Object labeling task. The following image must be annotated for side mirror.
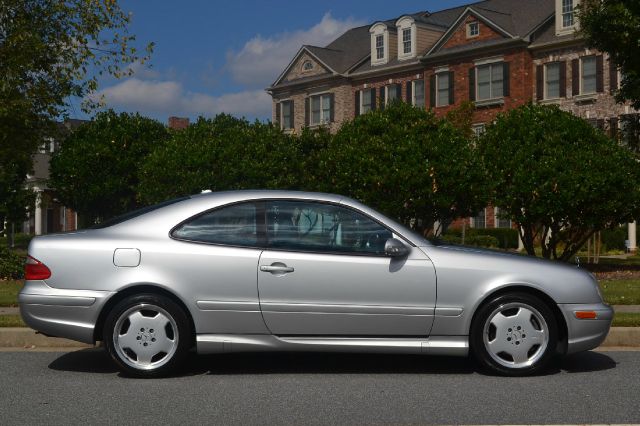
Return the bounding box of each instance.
[384,238,410,258]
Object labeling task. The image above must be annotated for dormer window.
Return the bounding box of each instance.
[375,35,384,60]
[396,16,416,60]
[556,0,580,35]
[370,22,390,66]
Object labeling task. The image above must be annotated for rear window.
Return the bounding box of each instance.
[91,197,190,229]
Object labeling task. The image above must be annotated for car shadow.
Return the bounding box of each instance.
[48,348,617,377]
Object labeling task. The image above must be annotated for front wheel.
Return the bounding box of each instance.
[103,293,192,378]
[470,292,558,376]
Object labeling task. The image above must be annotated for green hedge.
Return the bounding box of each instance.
[600,226,629,252]
[442,227,519,249]
[0,247,24,280]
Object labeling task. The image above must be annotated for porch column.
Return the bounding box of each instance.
[629,222,637,253]
[34,190,43,236]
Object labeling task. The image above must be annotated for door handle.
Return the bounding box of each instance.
[260,264,294,274]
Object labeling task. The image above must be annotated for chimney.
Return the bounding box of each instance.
[168,116,189,130]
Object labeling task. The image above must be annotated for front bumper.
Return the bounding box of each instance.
[558,302,614,354]
[19,281,114,344]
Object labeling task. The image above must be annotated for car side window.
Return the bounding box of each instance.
[172,202,258,247]
[266,201,392,255]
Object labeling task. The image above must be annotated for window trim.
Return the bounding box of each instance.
[375,34,385,61]
[169,198,416,256]
[435,72,450,107]
[580,55,597,95]
[360,89,374,114]
[412,79,425,107]
[280,99,294,130]
[301,60,314,72]
[561,0,574,29]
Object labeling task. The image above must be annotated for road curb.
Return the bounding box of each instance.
[0,326,639,349]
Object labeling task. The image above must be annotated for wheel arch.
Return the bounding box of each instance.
[469,285,569,355]
[93,283,196,345]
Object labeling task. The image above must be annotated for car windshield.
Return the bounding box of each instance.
[90,197,190,229]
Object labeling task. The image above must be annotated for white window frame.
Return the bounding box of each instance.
[402,28,412,55]
[556,0,580,35]
[412,80,425,108]
[467,21,479,38]
[375,35,384,60]
[472,208,487,229]
[580,55,597,95]
[280,100,293,130]
[473,123,486,138]
[561,0,574,28]
[544,62,561,100]
[475,62,504,101]
[301,60,314,72]
[384,84,401,105]
[494,207,512,229]
[309,93,332,126]
[435,72,451,107]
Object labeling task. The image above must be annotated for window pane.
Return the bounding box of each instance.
[311,96,321,124]
[414,80,424,107]
[376,35,384,59]
[387,85,397,101]
[473,209,486,229]
[362,90,372,113]
[477,65,491,100]
[321,95,331,123]
[490,64,503,98]
[582,57,596,94]
[282,102,292,129]
[545,63,560,99]
[437,73,449,106]
[266,201,392,255]
[173,203,257,246]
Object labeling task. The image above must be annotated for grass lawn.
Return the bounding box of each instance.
[612,312,640,327]
[0,280,22,307]
[599,279,640,305]
[0,315,25,327]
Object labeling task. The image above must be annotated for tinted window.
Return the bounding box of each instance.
[91,197,189,229]
[172,203,257,246]
[266,201,392,255]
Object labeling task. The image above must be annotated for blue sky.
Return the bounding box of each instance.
[83,0,470,123]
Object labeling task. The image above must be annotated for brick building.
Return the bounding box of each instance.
[268,0,639,246]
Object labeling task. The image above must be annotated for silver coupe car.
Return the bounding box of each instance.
[19,190,612,377]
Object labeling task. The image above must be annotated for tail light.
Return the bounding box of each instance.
[25,255,51,280]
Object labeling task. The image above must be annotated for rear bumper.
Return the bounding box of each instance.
[558,302,613,354]
[19,281,114,344]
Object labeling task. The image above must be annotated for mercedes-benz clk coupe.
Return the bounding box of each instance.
[19,191,612,377]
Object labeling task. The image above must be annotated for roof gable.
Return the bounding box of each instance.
[272,46,334,87]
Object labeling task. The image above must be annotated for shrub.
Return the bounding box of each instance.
[442,228,518,249]
[438,232,499,248]
[0,247,24,279]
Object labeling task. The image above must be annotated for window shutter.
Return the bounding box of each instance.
[404,81,411,103]
[609,117,619,139]
[305,97,310,126]
[536,65,544,101]
[355,90,361,116]
[379,86,386,110]
[559,61,567,98]
[468,68,475,101]
[502,62,510,97]
[395,83,402,102]
[329,93,335,123]
[275,102,281,126]
[429,74,436,108]
[370,88,377,110]
[596,119,605,130]
[448,71,455,105]
[289,100,295,129]
[609,59,618,94]
[596,55,604,93]
[572,59,580,96]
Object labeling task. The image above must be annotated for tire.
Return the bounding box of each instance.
[470,292,557,376]
[103,293,192,378]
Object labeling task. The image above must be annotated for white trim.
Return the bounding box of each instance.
[411,79,425,107]
[434,66,449,73]
[579,55,597,96]
[475,62,505,102]
[279,99,294,130]
[370,23,389,66]
[474,56,504,66]
[556,0,580,36]
[396,16,416,60]
[466,21,479,38]
[435,72,450,108]
[543,62,561,100]
[308,93,332,126]
[272,47,337,87]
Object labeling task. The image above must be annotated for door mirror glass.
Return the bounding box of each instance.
[384,238,409,257]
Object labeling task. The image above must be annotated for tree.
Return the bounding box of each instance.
[479,103,640,261]
[50,111,168,225]
[320,102,488,235]
[138,115,300,204]
[578,0,640,108]
[0,0,152,234]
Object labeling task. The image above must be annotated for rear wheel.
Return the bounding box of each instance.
[471,292,557,376]
[103,293,192,378]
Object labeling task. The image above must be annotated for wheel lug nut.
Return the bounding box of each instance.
[143,343,148,347]
[140,328,144,332]
[517,326,521,330]
[136,336,141,340]
[151,338,156,342]
[150,329,154,333]
[516,341,520,345]
[508,328,512,332]
[522,334,526,338]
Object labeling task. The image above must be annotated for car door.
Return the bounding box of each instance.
[257,200,437,336]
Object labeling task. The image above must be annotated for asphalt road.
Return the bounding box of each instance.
[0,349,639,425]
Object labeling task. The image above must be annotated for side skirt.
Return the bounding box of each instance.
[196,334,468,357]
